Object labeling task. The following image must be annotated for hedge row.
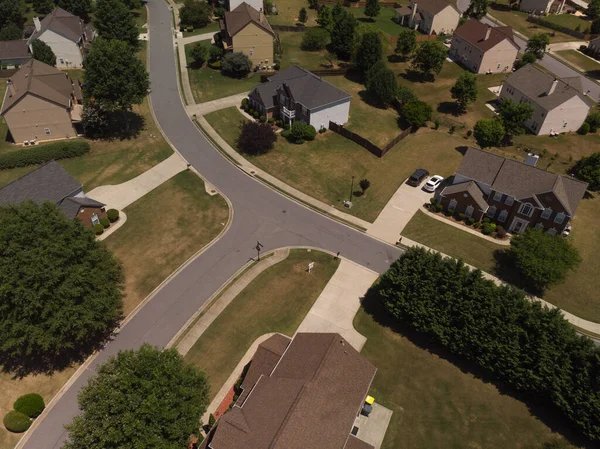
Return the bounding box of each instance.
[374,247,600,441]
[0,140,90,170]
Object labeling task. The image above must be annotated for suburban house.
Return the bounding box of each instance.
[439,147,588,234]
[201,333,381,449]
[0,40,31,67]
[519,0,566,14]
[449,19,518,74]
[248,65,351,129]
[499,64,593,135]
[588,36,600,58]
[228,0,263,12]
[0,161,106,228]
[393,0,460,35]
[28,7,94,69]
[219,2,275,69]
[0,59,83,145]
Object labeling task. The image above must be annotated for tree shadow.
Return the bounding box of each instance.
[358,89,392,110]
[490,2,512,11]
[437,101,463,117]
[584,69,600,80]
[357,17,376,23]
[401,69,434,83]
[493,249,544,296]
[359,288,596,449]
[387,54,408,64]
[107,111,145,140]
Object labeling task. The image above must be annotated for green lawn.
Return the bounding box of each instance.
[348,6,407,36]
[205,106,465,222]
[182,21,221,37]
[267,0,318,26]
[354,305,576,449]
[184,249,340,402]
[185,41,260,103]
[133,5,147,32]
[556,49,600,78]
[279,31,330,70]
[543,13,592,32]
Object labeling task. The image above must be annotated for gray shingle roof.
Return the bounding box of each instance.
[29,7,91,44]
[440,180,488,211]
[59,196,105,219]
[0,40,30,60]
[250,66,351,110]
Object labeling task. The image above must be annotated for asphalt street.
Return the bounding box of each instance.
[20,1,403,448]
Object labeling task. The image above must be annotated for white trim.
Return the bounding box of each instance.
[509,217,529,233]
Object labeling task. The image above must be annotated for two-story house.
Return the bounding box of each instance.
[449,19,518,74]
[520,0,566,14]
[0,40,31,67]
[439,147,588,234]
[28,7,94,69]
[393,0,460,35]
[248,65,351,130]
[499,64,592,135]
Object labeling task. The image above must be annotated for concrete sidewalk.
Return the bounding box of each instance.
[176,32,216,106]
[186,92,249,117]
[88,153,187,210]
[297,259,379,351]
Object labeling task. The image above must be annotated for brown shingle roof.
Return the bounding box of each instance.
[413,0,459,15]
[29,7,90,43]
[223,2,274,37]
[344,435,375,449]
[440,180,489,211]
[0,40,30,60]
[454,19,518,52]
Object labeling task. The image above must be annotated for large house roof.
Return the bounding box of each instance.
[454,19,518,52]
[413,0,459,15]
[0,59,80,115]
[29,7,91,44]
[505,64,593,110]
[222,2,274,37]
[441,180,489,211]
[251,66,351,110]
[206,333,377,449]
[456,147,588,216]
[0,40,30,60]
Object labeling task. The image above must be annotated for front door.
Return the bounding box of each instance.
[510,218,528,233]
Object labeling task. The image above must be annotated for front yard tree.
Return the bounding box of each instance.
[57,0,93,21]
[316,5,333,31]
[497,98,534,139]
[84,38,149,130]
[411,41,447,80]
[359,178,371,194]
[221,52,252,78]
[587,0,600,19]
[525,33,550,59]
[0,23,22,40]
[450,71,478,112]
[64,345,209,449]
[94,0,140,49]
[331,10,357,60]
[237,121,276,155]
[364,0,381,19]
[180,0,213,28]
[395,28,417,59]
[508,228,581,292]
[190,40,209,65]
[298,7,308,23]
[585,111,600,132]
[402,99,432,128]
[366,63,398,106]
[572,152,600,190]
[356,31,382,77]
[32,40,57,66]
[0,201,123,375]
[465,0,488,19]
[474,119,505,147]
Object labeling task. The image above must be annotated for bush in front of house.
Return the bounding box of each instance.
[100,217,111,229]
[208,413,216,428]
[276,120,283,127]
[107,209,119,223]
[253,111,259,119]
[304,124,317,141]
[221,52,252,78]
[259,115,266,123]
[267,117,274,124]
[241,98,249,108]
[496,225,506,238]
[287,122,316,144]
[237,121,277,155]
[13,394,45,418]
[3,411,31,433]
[578,122,590,135]
[93,223,105,235]
[481,221,496,235]
[0,141,91,170]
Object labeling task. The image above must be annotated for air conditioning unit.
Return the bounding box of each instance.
[23,140,29,145]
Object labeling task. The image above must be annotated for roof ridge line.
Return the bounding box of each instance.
[268,383,309,449]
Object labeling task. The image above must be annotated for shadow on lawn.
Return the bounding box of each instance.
[358,289,595,449]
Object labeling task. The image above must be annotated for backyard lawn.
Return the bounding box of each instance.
[543,13,592,32]
[279,31,330,70]
[205,106,465,222]
[348,6,406,36]
[183,249,339,402]
[354,305,577,449]
[267,0,318,26]
[556,49,600,78]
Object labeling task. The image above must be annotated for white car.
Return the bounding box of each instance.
[423,175,444,192]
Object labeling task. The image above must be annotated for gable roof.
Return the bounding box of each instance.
[29,7,90,43]
[208,333,377,449]
[250,65,351,110]
[454,19,518,52]
[456,147,588,215]
[223,2,274,37]
[0,40,30,60]
[0,59,79,115]
[505,64,593,110]
[440,180,489,211]
[413,0,459,15]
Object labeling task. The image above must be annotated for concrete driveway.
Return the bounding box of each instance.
[367,180,434,244]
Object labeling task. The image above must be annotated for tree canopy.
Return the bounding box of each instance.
[411,41,447,79]
[364,0,381,19]
[221,51,252,77]
[366,62,397,106]
[395,28,417,58]
[316,5,333,31]
[465,0,488,19]
[356,31,382,76]
[497,98,534,138]
[402,99,432,128]
[190,40,210,65]
[526,33,550,59]
[450,71,478,111]
[587,0,600,19]
[57,0,93,21]
[473,118,504,147]
[0,201,123,375]
[0,0,24,30]
[94,0,140,48]
[0,22,22,40]
[237,121,277,155]
[180,0,213,28]
[32,40,57,66]
[64,345,209,449]
[33,0,56,15]
[330,9,357,60]
[572,152,600,190]
[301,27,329,51]
[515,51,537,70]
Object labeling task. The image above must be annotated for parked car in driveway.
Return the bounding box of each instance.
[423,175,444,192]
[407,169,429,187]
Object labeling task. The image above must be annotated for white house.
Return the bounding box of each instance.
[28,7,94,69]
[394,0,460,35]
[520,0,566,14]
[499,64,593,135]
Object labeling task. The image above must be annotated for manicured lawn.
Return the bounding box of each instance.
[205,106,465,222]
[354,306,576,449]
[556,49,600,78]
[348,6,407,36]
[543,13,592,32]
[182,21,221,37]
[133,5,148,32]
[105,171,229,314]
[184,249,340,402]
[267,0,318,26]
[185,41,260,103]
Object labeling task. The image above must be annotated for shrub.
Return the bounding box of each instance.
[3,411,31,433]
[93,223,105,235]
[284,124,290,130]
[402,100,432,128]
[483,217,490,223]
[472,221,481,229]
[304,124,317,141]
[209,45,224,62]
[287,122,315,144]
[259,115,266,123]
[301,27,329,51]
[482,222,496,235]
[319,126,326,134]
[434,119,440,130]
[209,413,216,428]
[496,225,507,238]
[458,213,465,221]
[276,120,283,127]
[267,117,274,124]
[578,122,590,135]
[253,111,259,119]
[241,98,249,107]
[237,121,277,155]
[429,198,438,206]
[214,6,225,18]
[273,62,280,70]
[107,209,119,223]
[468,217,475,225]
[13,394,45,418]
[0,140,90,170]
[580,44,588,52]
[190,41,209,66]
[280,130,290,138]
[100,217,110,229]
[449,125,455,134]
[221,52,252,78]
[448,208,455,215]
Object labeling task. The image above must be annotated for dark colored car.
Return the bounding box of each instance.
[407,169,429,187]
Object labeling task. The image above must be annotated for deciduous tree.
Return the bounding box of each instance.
[221,51,252,77]
[587,0,600,19]
[514,50,537,69]
[356,31,382,76]
[465,0,488,19]
[180,0,212,28]
[57,0,93,20]
[0,23,22,40]
[366,63,397,105]
[473,118,504,147]
[0,0,24,30]
[395,28,417,59]
[450,71,478,111]
[301,27,329,50]
[32,39,57,66]
[94,0,140,48]
[396,85,416,106]
[411,41,447,80]
[237,121,276,155]
[364,0,381,19]
[330,9,357,60]
[33,0,56,15]
[497,98,534,138]
[572,152,600,190]
[402,99,432,128]
[585,111,600,132]
[0,201,123,375]
[526,32,549,59]
[64,345,209,449]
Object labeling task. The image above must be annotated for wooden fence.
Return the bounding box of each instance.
[526,15,598,40]
[329,121,412,157]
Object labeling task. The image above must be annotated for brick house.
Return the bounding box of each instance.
[439,148,588,234]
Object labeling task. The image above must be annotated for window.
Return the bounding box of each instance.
[554,212,565,224]
[487,206,497,217]
[493,191,502,202]
[448,199,457,210]
[498,210,508,222]
[465,205,474,218]
[301,105,308,115]
[519,203,534,217]
[504,196,514,206]
[44,128,50,135]
[541,208,552,219]
[547,228,557,236]
[91,214,100,226]
[249,48,253,55]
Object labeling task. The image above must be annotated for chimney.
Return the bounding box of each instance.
[484,26,491,40]
[410,3,417,23]
[525,153,539,167]
[548,79,558,96]
[33,17,41,32]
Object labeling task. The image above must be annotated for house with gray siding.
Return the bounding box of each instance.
[0,40,31,67]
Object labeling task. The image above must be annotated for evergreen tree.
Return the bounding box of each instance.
[94,0,140,48]
[298,7,308,23]
[0,23,22,40]
[32,39,57,66]
[330,10,357,60]
[395,28,417,58]
[316,5,333,32]
[465,0,488,19]
[356,31,382,76]
[366,64,397,105]
[364,0,381,19]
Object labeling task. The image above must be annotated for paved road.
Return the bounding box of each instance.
[21,1,402,448]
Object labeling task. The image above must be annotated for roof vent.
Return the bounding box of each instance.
[33,17,41,32]
[525,153,539,167]
[484,27,491,40]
